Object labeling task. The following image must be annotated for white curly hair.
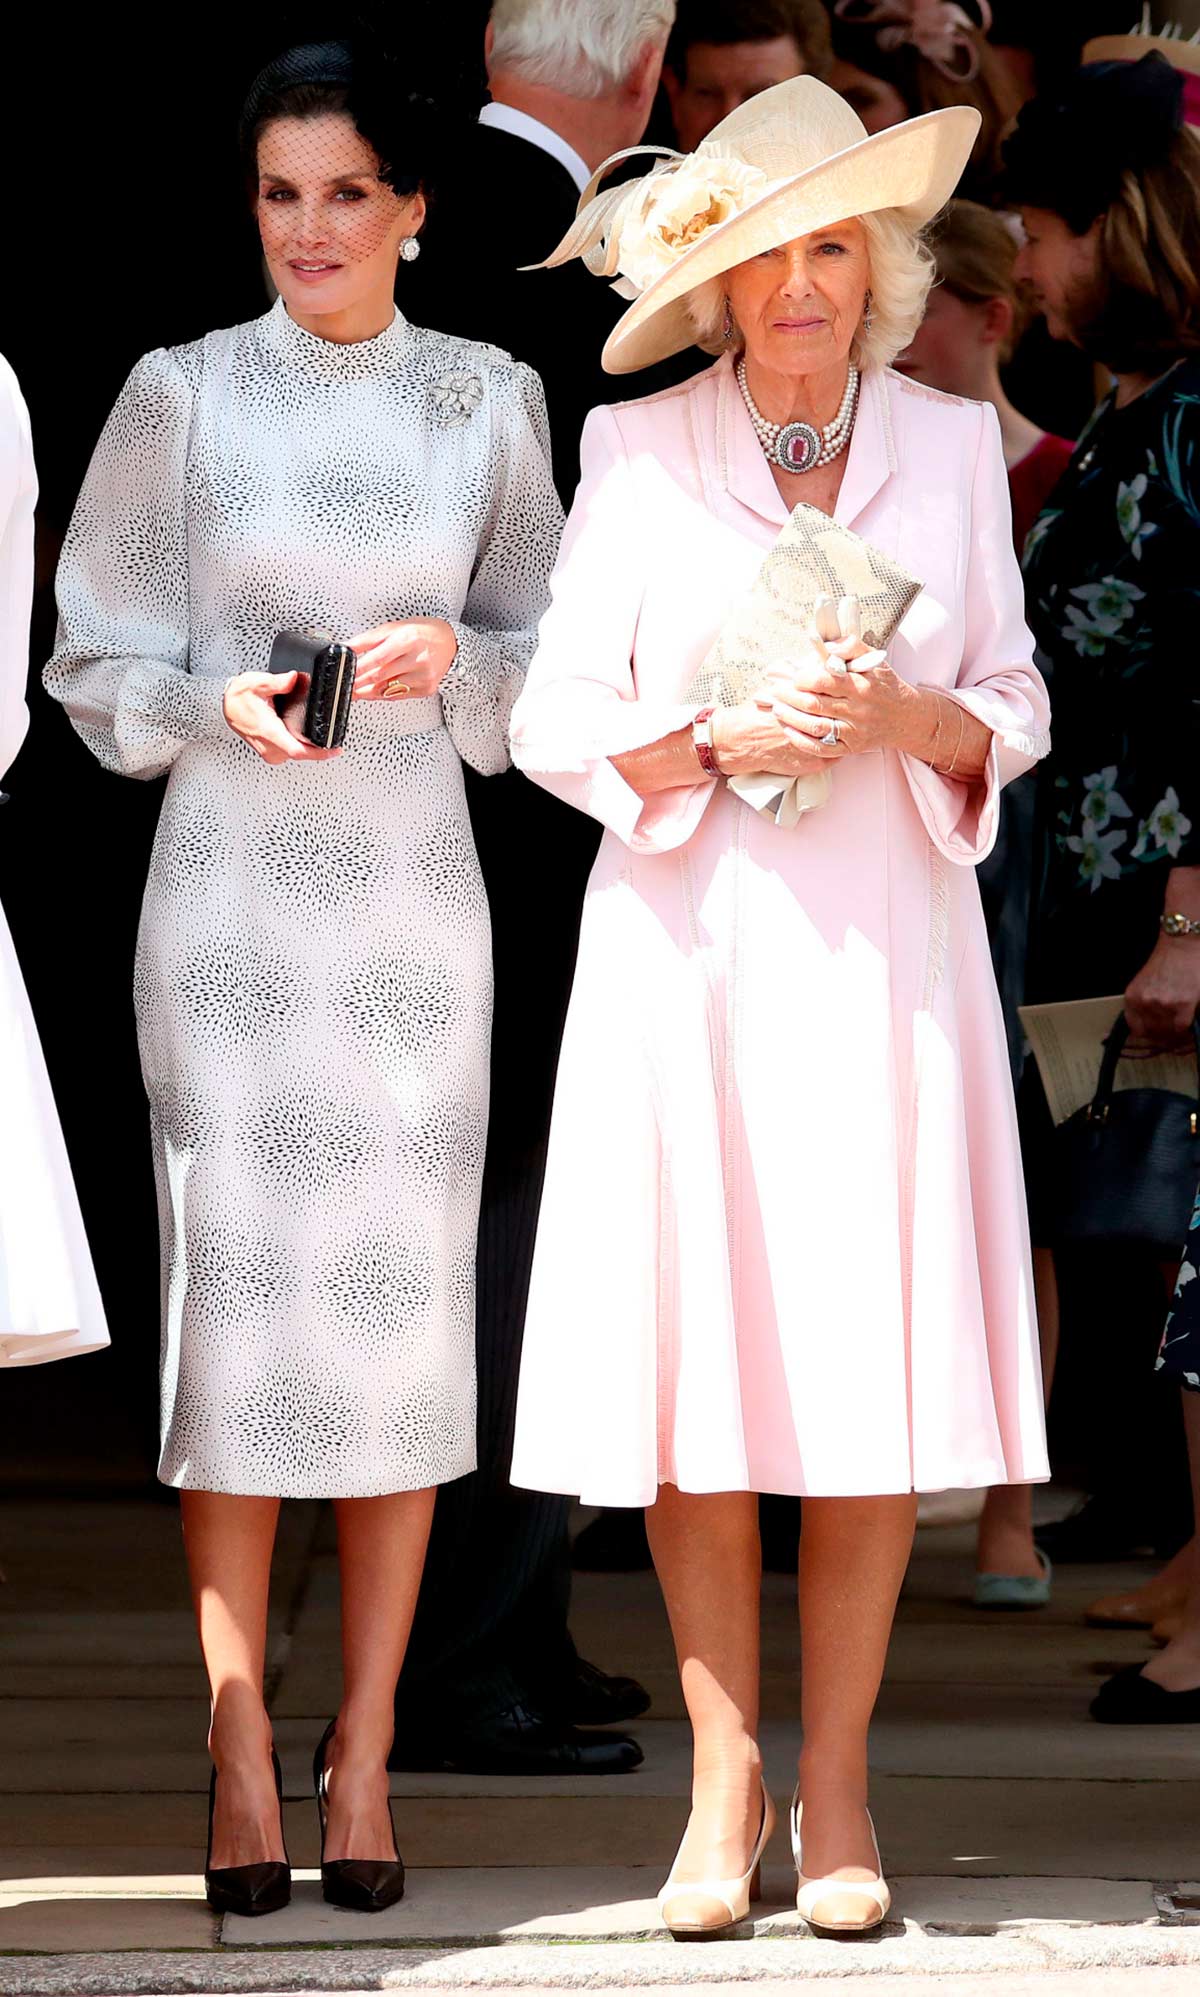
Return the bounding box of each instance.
[686,208,937,371]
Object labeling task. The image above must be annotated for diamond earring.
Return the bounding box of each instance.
[722,296,735,344]
[401,236,421,264]
[862,288,874,332]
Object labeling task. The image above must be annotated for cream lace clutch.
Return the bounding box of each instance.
[687,504,923,826]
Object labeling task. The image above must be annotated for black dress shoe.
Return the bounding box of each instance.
[388,1699,644,1775]
[541,1656,651,1727]
[1090,1663,1200,1724]
[1035,1497,1160,1565]
[314,1721,406,1912]
[204,1751,291,1918]
[572,1510,652,1571]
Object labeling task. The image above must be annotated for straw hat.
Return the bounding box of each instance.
[1084,4,1200,81]
[535,76,979,373]
[1085,34,1200,78]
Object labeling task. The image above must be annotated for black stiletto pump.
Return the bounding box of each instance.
[204,1749,291,1917]
[313,1719,406,1913]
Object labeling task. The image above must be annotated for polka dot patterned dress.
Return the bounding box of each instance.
[45,298,562,1496]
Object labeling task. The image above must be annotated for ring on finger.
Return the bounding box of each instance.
[818,720,841,748]
[382,678,412,698]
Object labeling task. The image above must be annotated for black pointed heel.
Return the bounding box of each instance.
[204,1748,291,1917]
[313,1719,406,1913]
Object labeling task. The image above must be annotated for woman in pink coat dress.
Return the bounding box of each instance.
[508,79,1051,1939]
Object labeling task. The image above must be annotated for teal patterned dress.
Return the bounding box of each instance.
[1023,358,1200,1004]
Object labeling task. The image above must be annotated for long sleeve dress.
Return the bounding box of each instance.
[44,300,561,1496]
[1022,358,1200,1003]
[506,358,1052,1505]
[0,353,109,1368]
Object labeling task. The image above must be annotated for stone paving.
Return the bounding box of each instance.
[1,1491,1199,1994]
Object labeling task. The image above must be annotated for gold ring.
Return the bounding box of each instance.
[382,679,412,698]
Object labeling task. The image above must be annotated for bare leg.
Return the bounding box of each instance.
[977,1246,1059,1576]
[180,1491,283,1872]
[645,1486,763,1916]
[1142,1391,1200,1692]
[798,1492,917,1894]
[321,1489,436,1863]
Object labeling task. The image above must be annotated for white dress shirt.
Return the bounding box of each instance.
[478,102,591,197]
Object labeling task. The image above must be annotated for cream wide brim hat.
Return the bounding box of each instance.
[536,76,979,375]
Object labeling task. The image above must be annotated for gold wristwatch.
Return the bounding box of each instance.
[1162,912,1200,937]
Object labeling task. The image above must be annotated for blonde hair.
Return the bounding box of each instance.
[928,198,1029,363]
[686,207,935,369]
[488,0,676,98]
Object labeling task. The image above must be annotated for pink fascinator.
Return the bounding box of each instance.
[834,0,993,83]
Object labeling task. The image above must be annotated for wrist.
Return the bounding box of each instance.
[904,684,943,764]
[706,705,734,776]
[1164,866,1200,929]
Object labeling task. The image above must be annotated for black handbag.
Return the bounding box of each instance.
[1052,1014,1200,1258]
[268,629,357,750]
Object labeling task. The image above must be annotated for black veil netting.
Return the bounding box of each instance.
[239,1,483,204]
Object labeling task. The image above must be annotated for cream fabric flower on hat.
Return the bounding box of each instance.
[618,157,771,295]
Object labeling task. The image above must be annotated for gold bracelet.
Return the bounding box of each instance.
[922,690,966,777]
[947,699,965,777]
[924,689,952,775]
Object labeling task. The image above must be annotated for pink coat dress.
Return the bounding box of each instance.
[508,355,1052,1504]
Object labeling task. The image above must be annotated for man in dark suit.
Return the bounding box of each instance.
[391,0,676,1778]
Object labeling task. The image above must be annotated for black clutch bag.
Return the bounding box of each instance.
[268,629,357,750]
[1052,1014,1200,1259]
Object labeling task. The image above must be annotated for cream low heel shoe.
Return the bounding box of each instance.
[658,1777,776,1941]
[790,1785,891,1935]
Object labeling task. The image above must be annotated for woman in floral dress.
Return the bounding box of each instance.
[1000,53,1200,1677]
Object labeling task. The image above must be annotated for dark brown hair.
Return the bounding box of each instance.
[1002,52,1200,373]
[1068,132,1200,374]
[830,11,1022,190]
[665,0,832,81]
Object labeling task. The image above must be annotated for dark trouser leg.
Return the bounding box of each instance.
[395,1139,572,1733]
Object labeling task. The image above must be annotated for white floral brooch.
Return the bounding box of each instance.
[430,371,484,424]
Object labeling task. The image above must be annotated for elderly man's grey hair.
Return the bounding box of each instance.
[489,0,677,99]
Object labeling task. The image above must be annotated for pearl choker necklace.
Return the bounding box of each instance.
[736,357,859,475]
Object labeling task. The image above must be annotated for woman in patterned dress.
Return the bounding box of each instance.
[44,42,561,1912]
[1002,54,1200,1692]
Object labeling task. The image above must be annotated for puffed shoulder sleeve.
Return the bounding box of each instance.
[0,354,36,784]
[901,400,1051,866]
[509,403,711,852]
[439,360,563,775]
[43,347,229,780]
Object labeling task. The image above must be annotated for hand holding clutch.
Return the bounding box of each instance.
[687,504,922,827]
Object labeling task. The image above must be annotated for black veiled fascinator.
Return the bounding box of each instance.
[1001,52,1185,233]
[239,9,479,197]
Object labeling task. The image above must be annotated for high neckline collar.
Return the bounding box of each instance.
[258,294,414,377]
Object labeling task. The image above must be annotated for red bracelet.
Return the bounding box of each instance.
[692,705,720,776]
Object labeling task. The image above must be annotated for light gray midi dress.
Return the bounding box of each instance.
[45,299,561,1496]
